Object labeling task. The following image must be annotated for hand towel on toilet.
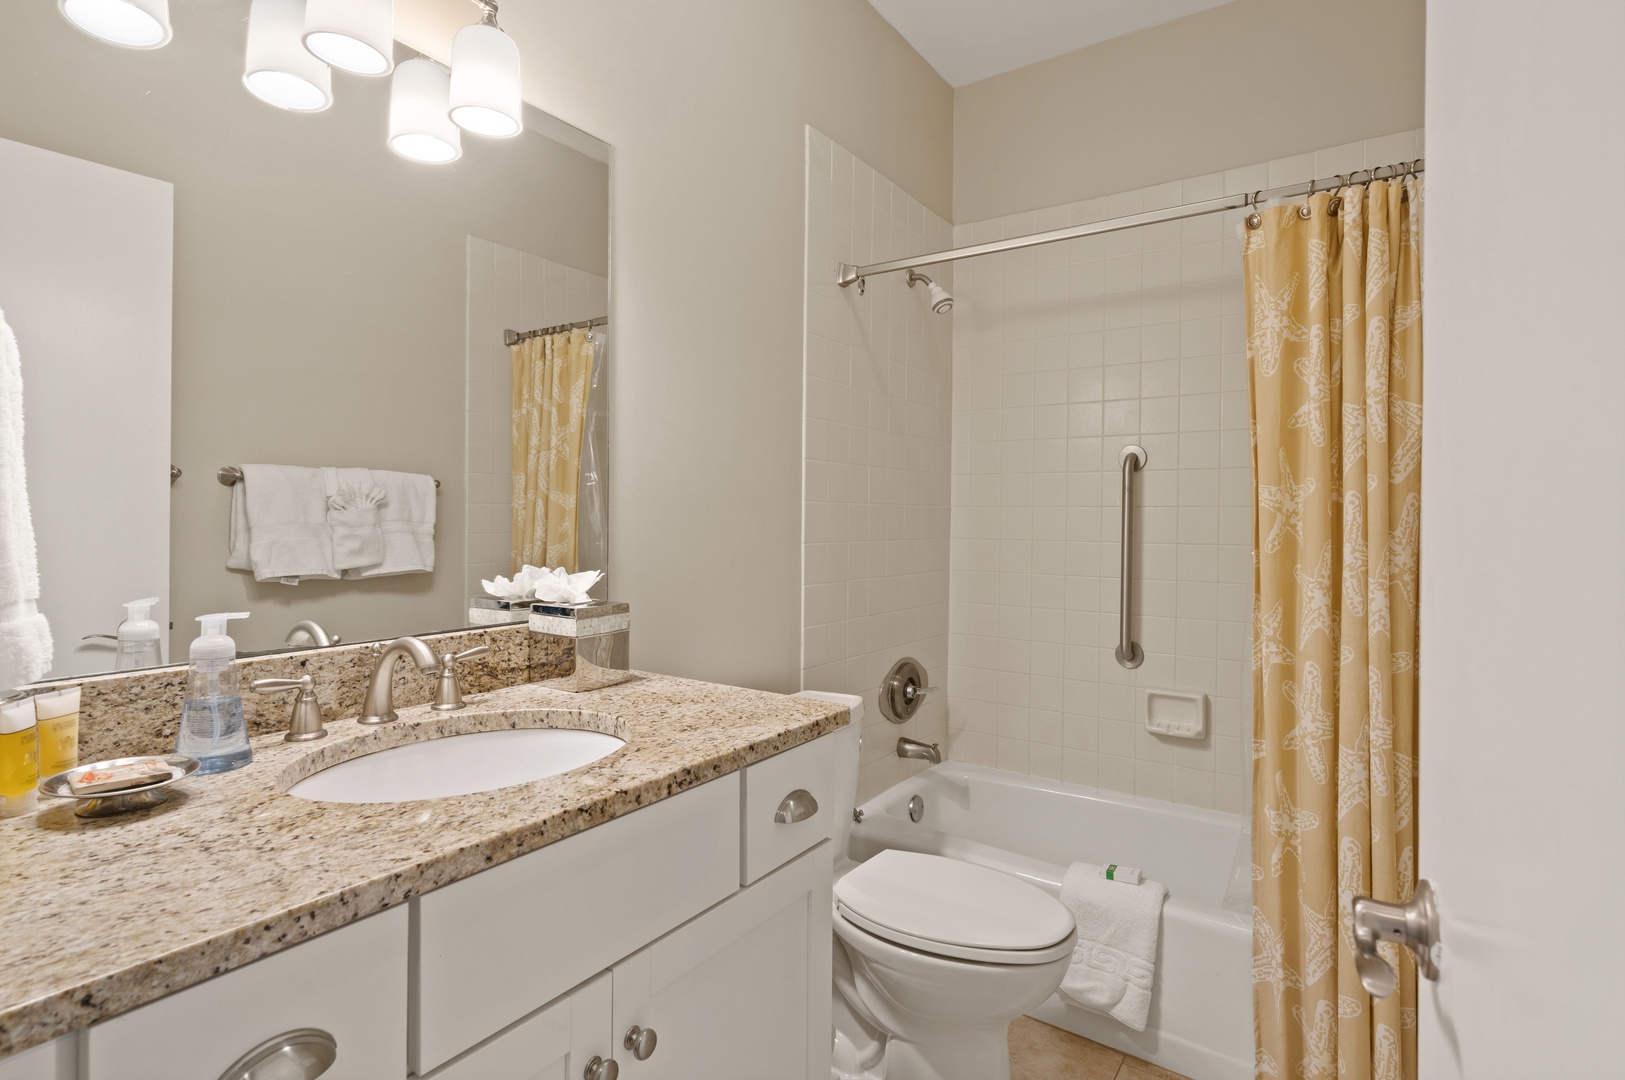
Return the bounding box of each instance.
[343,470,435,578]
[1057,861,1168,1031]
[225,465,337,584]
[321,467,385,570]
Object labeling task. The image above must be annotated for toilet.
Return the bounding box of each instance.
[795,692,1078,1080]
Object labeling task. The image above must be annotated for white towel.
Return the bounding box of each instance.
[322,467,385,570]
[342,470,435,578]
[1057,861,1168,1032]
[225,465,337,584]
[0,310,53,690]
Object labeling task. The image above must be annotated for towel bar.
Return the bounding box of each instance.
[217,466,439,490]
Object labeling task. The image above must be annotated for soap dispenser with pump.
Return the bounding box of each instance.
[176,612,252,774]
[115,597,163,671]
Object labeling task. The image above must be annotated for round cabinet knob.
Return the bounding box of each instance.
[583,1056,619,1080]
[623,1025,658,1061]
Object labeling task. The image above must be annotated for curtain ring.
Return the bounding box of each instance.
[1327,174,1347,216]
[1297,177,1315,219]
[1245,190,1262,230]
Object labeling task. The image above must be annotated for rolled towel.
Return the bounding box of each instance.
[1101,864,1144,885]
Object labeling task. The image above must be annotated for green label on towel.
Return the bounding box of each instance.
[1106,864,1116,880]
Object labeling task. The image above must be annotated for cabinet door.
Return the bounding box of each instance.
[612,843,832,1080]
[85,907,407,1080]
[426,972,613,1080]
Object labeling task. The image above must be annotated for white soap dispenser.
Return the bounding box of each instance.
[175,612,252,774]
[114,597,163,671]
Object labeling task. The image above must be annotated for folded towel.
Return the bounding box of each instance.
[225,465,337,584]
[1058,861,1168,1032]
[0,311,54,688]
[322,467,385,570]
[343,470,435,578]
[1101,864,1144,885]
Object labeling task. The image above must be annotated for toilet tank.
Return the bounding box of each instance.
[792,691,863,859]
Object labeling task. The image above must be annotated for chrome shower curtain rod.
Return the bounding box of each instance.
[504,315,607,347]
[836,158,1424,291]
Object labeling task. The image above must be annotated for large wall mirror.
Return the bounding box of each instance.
[0,0,610,680]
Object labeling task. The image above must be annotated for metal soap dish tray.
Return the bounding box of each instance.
[39,755,200,818]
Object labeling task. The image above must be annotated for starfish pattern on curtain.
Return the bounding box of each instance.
[1246,177,1423,1080]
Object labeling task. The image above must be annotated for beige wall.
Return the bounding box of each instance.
[402,0,954,693]
[0,2,607,657]
[953,0,1426,221]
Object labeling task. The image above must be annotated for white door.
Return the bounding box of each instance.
[0,137,172,680]
[612,846,832,1080]
[1419,0,1625,1075]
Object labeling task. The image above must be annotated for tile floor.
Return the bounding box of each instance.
[1009,1017,1191,1080]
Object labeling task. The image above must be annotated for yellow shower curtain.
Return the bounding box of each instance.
[511,328,595,573]
[1247,178,1422,1080]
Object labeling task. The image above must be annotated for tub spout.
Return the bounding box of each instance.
[897,737,941,764]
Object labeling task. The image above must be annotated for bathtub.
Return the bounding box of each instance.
[849,763,1252,1080]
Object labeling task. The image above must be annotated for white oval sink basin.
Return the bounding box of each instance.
[287,728,625,803]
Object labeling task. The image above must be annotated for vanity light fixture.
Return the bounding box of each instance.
[388,58,461,164]
[244,0,333,112]
[58,0,172,49]
[303,0,394,77]
[448,1,521,139]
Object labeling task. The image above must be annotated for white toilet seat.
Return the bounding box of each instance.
[834,849,1076,965]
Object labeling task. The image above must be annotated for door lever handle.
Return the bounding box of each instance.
[1350,879,1440,998]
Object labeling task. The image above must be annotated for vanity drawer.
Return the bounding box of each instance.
[412,773,740,1074]
[85,906,407,1080]
[740,731,839,885]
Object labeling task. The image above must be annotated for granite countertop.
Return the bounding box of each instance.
[0,673,849,1058]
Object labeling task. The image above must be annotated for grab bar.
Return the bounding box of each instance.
[1115,445,1147,668]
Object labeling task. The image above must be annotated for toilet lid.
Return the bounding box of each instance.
[835,850,1076,959]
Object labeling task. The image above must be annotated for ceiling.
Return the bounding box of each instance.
[867,0,1240,87]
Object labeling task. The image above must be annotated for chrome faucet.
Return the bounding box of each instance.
[896,737,941,764]
[359,637,441,725]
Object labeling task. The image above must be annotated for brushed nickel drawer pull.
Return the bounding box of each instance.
[774,789,819,824]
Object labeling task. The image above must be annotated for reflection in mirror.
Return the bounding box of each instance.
[0,0,609,684]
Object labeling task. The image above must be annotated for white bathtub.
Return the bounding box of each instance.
[849,763,1252,1080]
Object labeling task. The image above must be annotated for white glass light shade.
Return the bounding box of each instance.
[244,0,333,112]
[389,60,461,164]
[59,0,172,49]
[448,22,521,138]
[303,0,394,76]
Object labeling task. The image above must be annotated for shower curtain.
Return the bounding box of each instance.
[511,328,595,573]
[1246,178,1422,1080]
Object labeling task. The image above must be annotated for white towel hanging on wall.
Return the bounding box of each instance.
[0,309,54,689]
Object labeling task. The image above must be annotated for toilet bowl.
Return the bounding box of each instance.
[793,692,1077,1080]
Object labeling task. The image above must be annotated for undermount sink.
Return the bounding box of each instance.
[286,726,626,803]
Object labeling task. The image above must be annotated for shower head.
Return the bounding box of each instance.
[906,269,954,314]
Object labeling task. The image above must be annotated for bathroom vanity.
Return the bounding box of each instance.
[0,676,849,1080]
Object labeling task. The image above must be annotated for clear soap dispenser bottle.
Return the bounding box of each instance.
[115,597,163,670]
[176,612,252,774]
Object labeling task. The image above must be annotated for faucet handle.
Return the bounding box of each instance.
[252,675,328,742]
[432,645,491,712]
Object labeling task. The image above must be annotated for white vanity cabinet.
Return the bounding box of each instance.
[3,727,844,1080]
